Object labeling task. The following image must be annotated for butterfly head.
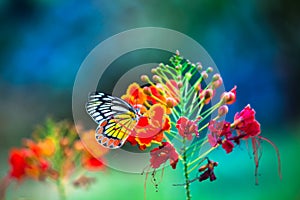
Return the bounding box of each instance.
[132,105,143,119]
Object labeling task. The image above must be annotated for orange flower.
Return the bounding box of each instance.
[79,130,109,158]
[127,104,170,150]
[122,82,147,107]
[23,138,55,157]
[37,138,56,157]
[146,80,179,106]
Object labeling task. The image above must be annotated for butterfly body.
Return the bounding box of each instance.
[86,92,139,149]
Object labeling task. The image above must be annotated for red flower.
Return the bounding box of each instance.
[208,120,232,138]
[176,117,199,140]
[127,104,170,150]
[81,152,105,171]
[150,142,179,169]
[221,140,234,153]
[142,80,179,114]
[207,133,218,147]
[208,120,234,153]
[233,105,261,139]
[122,83,147,105]
[9,149,28,180]
[145,85,165,105]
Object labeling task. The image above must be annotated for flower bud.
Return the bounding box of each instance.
[152,75,161,83]
[60,138,69,146]
[221,86,237,105]
[206,67,213,73]
[196,62,202,71]
[143,87,152,96]
[151,68,157,74]
[194,84,201,91]
[175,65,182,70]
[177,75,182,80]
[212,73,221,81]
[200,89,213,104]
[158,63,164,68]
[212,74,223,89]
[201,71,208,79]
[178,81,183,88]
[74,141,84,151]
[141,75,149,82]
[218,105,229,117]
[175,50,180,56]
[166,97,176,108]
[185,72,192,80]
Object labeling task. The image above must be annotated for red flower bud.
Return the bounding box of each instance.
[218,105,228,117]
[221,86,237,105]
[200,89,213,104]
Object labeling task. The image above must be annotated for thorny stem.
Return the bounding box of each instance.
[182,139,192,200]
[177,62,192,200]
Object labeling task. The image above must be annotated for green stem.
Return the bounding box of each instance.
[187,157,207,174]
[185,139,208,159]
[166,130,183,142]
[56,179,66,200]
[182,139,192,200]
[188,145,217,167]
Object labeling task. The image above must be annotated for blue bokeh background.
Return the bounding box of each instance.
[1,0,299,199]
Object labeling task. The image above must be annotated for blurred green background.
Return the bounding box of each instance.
[1,0,300,199]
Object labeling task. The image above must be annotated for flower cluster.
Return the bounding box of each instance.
[207,104,261,153]
[120,51,281,199]
[1,119,106,200]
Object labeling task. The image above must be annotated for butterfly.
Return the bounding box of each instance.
[86,92,140,149]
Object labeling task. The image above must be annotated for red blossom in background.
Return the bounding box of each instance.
[176,117,199,140]
[2,119,108,200]
[9,149,28,180]
[81,152,105,171]
[150,142,179,169]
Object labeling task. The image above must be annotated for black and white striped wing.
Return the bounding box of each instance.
[86,92,137,124]
[85,92,138,149]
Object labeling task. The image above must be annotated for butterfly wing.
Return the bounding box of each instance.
[86,92,138,149]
